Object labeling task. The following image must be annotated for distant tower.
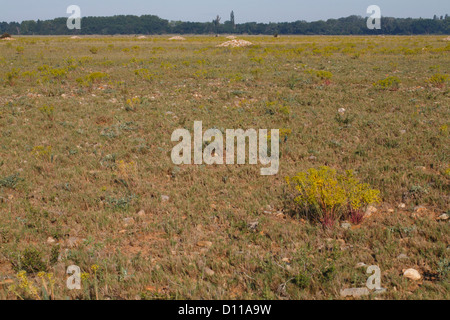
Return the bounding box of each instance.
[230,11,235,29]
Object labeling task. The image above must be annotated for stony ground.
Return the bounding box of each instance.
[0,35,448,300]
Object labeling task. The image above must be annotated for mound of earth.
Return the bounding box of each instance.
[217,39,253,48]
[169,36,186,41]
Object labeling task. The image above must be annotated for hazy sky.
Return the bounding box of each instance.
[1,0,449,23]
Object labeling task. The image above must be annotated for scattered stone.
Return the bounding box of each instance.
[281,257,291,263]
[123,218,135,226]
[341,222,352,230]
[248,221,259,230]
[340,287,370,298]
[398,203,406,209]
[397,254,409,260]
[137,210,146,217]
[403,268,421,281]
[355,262,367,269]
[47,237,56,244]
[197,241,213,248]
[338,108,346,114]
[387,208,395,213]
[308,155,317,161]
[365,205,377,217]
[161,195,170,202]
[204,267,215,276]
[437,214,448,221]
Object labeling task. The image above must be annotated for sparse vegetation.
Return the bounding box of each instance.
[0,35,448,300]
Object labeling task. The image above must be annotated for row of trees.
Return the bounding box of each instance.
[1,13,449,36]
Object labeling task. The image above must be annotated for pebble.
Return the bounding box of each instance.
[365,205,377,217]
[403,268,421,281]
[204,267,215,276]
[248,221,259,230]
[437,214,448,221]
[123,218,135,226]
[47,237,56,244]
[398,203,406,209]
[355,262,367,269]
[137,210,146,217]
[341,222,352,230]
[161,195,170,202]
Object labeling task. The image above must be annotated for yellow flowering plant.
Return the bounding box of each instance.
[286,166,380,228]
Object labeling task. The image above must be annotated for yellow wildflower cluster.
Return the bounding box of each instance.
[286,166,380,225]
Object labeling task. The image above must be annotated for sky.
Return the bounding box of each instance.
[1,0,449,23]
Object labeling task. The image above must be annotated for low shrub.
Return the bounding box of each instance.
[286,166,380,228]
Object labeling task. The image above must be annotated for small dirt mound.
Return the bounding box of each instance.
[169,36,186,41]
[1,33,15,40]
[217,39,253,48]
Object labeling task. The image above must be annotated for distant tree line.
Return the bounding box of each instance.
[1,14,449,36]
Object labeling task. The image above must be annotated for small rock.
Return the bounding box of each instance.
[437,214,448,221]
[161,195,170,202]
[403,268,421,281]
[398,203,406,209]
[197,241,213,248]
[365,206,377,217]
[137,210,146,217]
[123,218,135,226]
[397,254,409,260]
[281,257,291,263]
[204,267,215,276]
[308,155,317,161]
[340,287,370,298]
[355,262,367,269]
[47,237,56,244]
[387,209,394,213]
[338,108,346,114]
[248,221,259,230]
[341,222,352,230]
